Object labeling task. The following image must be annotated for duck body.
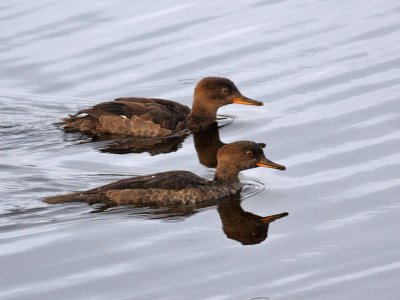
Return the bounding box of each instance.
[44,141,285,206]
[44,171,239,206]
[63,77,263,137]
[64,97,191,137]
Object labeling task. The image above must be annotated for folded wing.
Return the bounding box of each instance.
[43,171,209,205]
[64,98,191,137]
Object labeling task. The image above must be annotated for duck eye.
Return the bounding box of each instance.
[222,88,229,94]
[246,150,253,156]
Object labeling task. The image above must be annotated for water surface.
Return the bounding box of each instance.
[1,0,400,299]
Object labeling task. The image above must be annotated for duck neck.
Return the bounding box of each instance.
[187,97,218,130]
[214,164,242,190]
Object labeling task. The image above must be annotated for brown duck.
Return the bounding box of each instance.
[44,141,285,206]
[63,77,262,137]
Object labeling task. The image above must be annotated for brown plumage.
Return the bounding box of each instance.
[44,141,285,206]
[63,77,263,137]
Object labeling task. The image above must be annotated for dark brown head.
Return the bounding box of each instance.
[190,77,263,121]
[214,141,285,184]
[217,141,285,170]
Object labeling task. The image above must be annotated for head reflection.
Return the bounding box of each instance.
[194,122,266,168]
[218,199,288,245]
[93,197,288,246]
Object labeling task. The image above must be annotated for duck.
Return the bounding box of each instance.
[218,199,288,245]
[43,141,285,206]
[63,77,263,137]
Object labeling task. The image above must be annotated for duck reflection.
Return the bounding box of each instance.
[63,130,189,155]
[218,199,288,245]
[99,118,227,156]
[194,122,266,168]
[64,116,234,156]
[93,132,188,155]
[193,122,224,167]
[93,197,288,246]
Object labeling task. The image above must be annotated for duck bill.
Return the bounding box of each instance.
[260,212,289,224]
[232,96,263,106]
[256,158,286,170]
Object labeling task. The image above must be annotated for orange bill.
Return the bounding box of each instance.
[256,158,286,170]
[232,96,263,106]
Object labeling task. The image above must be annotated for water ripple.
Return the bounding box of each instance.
[1,1,400,299]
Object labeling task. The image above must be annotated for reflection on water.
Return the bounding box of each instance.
[91,197,289,246]
[194,122,226,167]
[218,198,288,245]
[194,122,266,168]
[80,131,189,155]
[1,0,400,299]
[65,115,235,155]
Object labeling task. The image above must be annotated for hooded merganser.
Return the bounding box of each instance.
[44,141,285,206]
[63,77,262,137]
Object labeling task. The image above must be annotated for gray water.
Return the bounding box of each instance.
[1,0,400,299]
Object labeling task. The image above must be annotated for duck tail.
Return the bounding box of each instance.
[260,212,289,224]
[62,114,99,134]
[43,192,87,204]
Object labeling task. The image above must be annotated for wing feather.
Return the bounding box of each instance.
[64,97,191,136]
